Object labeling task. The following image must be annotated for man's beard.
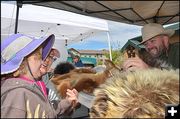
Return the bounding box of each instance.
[149,47,160,58]
[148,46,166,58]
[141,49,171,69]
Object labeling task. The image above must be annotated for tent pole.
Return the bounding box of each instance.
[107,32,112,61]
[14,1,22,34]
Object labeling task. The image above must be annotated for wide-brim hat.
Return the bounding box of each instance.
[140,23,175,44]
[1,34,55,75]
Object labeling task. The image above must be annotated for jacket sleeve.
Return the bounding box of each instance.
[168,43,179,69]
[54,99,73,115]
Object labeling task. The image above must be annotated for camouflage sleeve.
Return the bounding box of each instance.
[48,88,60,101]
[55,99,73,116]
[48,72,54,79]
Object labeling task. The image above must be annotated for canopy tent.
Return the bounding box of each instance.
[16,1,179,26]
[1,3,112,63]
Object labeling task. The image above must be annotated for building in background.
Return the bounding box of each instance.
[79,49,108,62]
[121,36,145,59]
[67,48,108,67]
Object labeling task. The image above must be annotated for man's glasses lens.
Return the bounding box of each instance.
[48,56,57,62]
[53,57,57,62]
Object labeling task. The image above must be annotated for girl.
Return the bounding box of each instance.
[1,34,78,118]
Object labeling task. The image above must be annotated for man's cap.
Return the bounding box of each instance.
[140,23,175,44]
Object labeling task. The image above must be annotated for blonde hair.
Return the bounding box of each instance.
[13,58,28,77]
[90,69,179,118]
[13,46,42,77]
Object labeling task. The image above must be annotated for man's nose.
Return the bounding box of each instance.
[146,42,154,49]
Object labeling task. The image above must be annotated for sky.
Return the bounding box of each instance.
[68,20,142,50]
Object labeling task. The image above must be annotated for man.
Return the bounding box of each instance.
[40,48,61,102]
[123,23,179,71]
[41,48,79,117]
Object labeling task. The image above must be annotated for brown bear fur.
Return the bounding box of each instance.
[51,59,121,98]
[90,68,179,118]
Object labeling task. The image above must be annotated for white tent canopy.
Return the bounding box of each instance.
[1,3,111,63]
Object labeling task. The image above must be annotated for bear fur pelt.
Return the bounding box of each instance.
[51,59,122,98]
[90,68,179,118]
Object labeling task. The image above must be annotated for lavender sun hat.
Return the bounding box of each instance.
[1,34,55,75]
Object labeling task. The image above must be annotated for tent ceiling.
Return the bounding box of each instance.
[1,2,111,61]
[21,1,180,26]
[1,3,108,44]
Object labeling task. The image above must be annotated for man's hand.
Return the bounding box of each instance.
[122,56,149,71]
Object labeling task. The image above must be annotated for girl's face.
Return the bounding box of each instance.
[26,47,43,79]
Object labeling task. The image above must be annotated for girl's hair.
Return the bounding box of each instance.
[6,46,43,78]
[13,58,28,77]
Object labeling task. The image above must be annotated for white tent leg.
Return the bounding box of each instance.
[107,32,112,61]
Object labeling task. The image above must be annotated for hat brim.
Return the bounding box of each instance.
[1,34,55,75]
[139,29,175,45]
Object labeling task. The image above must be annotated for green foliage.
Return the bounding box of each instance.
[97,60,103,65]
[105,49,124,66]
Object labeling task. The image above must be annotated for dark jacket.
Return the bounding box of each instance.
[74,60,84,67]
[159,42,179,69]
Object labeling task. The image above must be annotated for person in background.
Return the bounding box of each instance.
[53,61,90,118]
[41,48,80,117]
[123,23,179,71]
[54,61,75,75]
[40,48,61,102]
[1,34,78,118]
[72,55,84,67]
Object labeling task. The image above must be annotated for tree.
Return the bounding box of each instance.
[104,49,124,66]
